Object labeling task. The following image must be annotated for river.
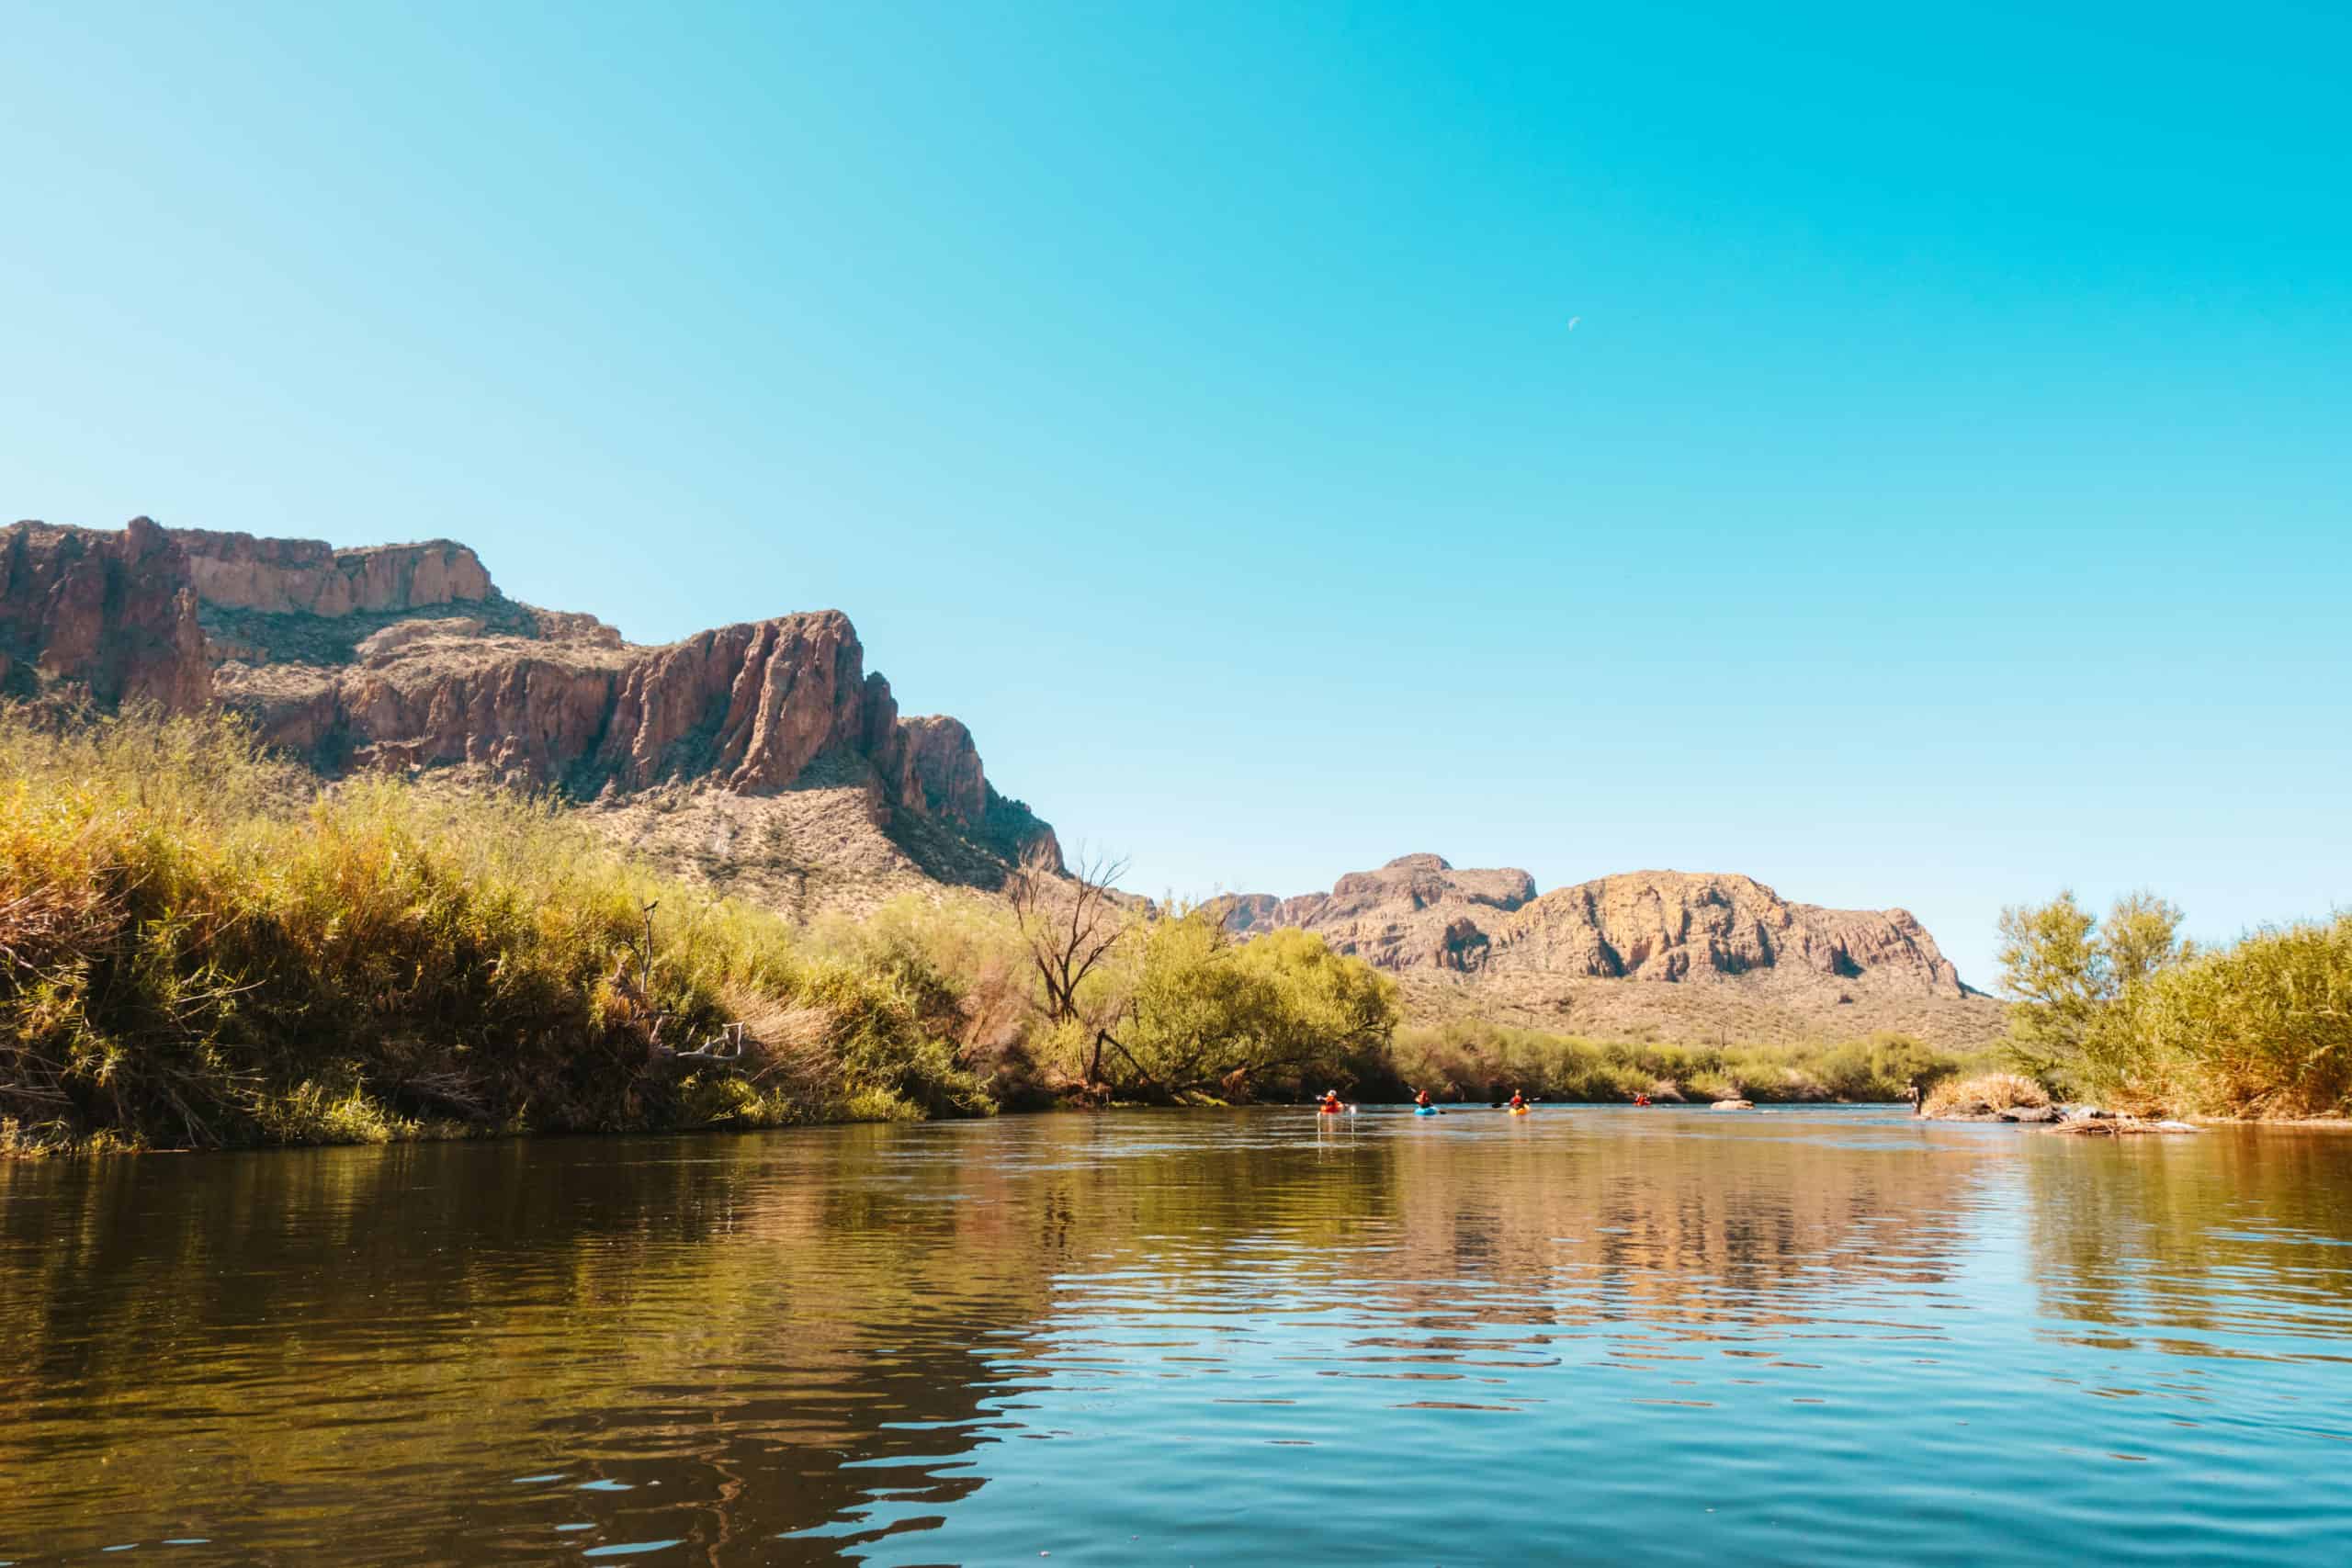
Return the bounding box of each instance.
[6,1107,2351,1564]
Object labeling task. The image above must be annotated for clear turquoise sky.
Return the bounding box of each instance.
[6,2,2346,986]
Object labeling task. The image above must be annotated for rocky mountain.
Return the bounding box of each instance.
[1223,855,2003,1048]
[2,518,1057,905]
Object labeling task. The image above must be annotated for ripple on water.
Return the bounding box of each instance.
[4,1109,2351,1564]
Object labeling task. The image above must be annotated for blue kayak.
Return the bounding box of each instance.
[1414,1105,1439,1116]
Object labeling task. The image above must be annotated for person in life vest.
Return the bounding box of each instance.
[1508,1089,1527,1111]
[1414,1088,1433,1109]
[1320,1089,1344,1115]
[1634,1092,1651,1107]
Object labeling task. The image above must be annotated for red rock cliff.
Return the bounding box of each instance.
[173,529,492,616]
[0,517,209,711]
[1,518,1057,875]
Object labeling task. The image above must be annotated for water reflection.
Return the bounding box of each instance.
[5,1110,2350,1564]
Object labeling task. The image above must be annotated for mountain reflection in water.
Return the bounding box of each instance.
[6,1108,2350,1565]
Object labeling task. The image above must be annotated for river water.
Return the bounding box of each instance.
[6,1107,2351,1565]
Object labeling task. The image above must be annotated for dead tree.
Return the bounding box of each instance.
[1004,843,1132,1090]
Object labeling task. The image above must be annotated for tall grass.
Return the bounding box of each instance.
[0,707,985,1154]
[1921,1072,2048,1119]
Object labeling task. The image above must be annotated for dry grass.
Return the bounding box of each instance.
[1923,1072,2050,1118]
[0,705,989,1155]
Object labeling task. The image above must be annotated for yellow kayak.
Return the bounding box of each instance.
[1507,1105,1531,1115]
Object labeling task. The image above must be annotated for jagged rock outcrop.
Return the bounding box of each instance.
[1226,857,1969,998]
[876,716,989,828]
[0,518,209,711]
[1483,870,1964,997]
[226,604,1054,866]
[594,615,868,793]
[2,517,1059,891]
[1221,854,1538,971]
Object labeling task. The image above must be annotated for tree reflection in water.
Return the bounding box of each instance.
[6,1111,2350,1565]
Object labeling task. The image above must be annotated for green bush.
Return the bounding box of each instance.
[1107,909,1401,1100]
[2080,916,2352,1117]
[1997,888,2352,1117]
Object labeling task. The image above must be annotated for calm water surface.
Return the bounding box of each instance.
[6,1107,2352,1564]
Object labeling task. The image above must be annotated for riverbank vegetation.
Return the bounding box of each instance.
[0,708,987,1155]
[6,705,2102,1156]
[1921,1071,2049,1120]
[1384,1020,1993,1105]
[1,707,1419,1153]
[1996,891,2352,1117]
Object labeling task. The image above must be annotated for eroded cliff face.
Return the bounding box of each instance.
[174,529,493,616]
[1225,856,1968,998]
[1485,870,1965,996]
[0,517,1058,890]
[0,518,209,711]
[1224,854,1537,971]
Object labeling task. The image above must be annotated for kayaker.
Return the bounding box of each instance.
[1634,1092,1651,1107]
[1508,1089,1527,1111]
[1414,1088,1433,1110]
[1320,1089,1344,1115]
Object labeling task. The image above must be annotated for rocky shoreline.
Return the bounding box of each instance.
[1928,1101,2202,1135]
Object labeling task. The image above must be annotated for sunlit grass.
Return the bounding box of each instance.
[0,705,986,1154]
[1921,1071,2049,1119]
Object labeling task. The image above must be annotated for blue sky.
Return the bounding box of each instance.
[5,1,2346,987]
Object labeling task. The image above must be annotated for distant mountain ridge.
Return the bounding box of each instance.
[1221,854,2001,1048]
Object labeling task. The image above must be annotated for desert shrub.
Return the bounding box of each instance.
[2079,916,2352,1117]
[1106,910,1400,1100]
[1922,1072,2049,1118]
[1998,886,2352,1117]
